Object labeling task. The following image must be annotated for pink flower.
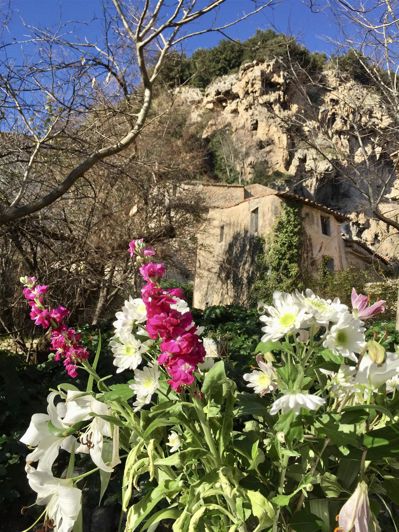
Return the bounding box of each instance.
[23,284,48,301]
[128,239,144,257]
[50,306,70,325]
[143,247,156,257]
[139,262,166,282]
[30,306,51,328]
[351,288,385,320]
[167,357,197,391]
[21,276,89,378]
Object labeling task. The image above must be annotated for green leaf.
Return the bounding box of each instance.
[143,416,182,439]
[87,334,101,393]
[139,507,179,532]
[320,472,343,498]
[236,393,267,418]
[247,490,275,530]
[382,477,399,505]
[363,424,399,459]
[202,360,227,402]
[154,448,208,467]
[125,481,181,532]
[255,341,281,354]
[101,384,133,401]
[289,510,326,532]
[309,499,330,531]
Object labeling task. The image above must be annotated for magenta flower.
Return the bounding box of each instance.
[21,277,89,378]
[351,288,385,320]
[128,239,144,257]
[30,307,51,328]
[139,262,166,282]
[135,242,205,392]
[50,306,70,325]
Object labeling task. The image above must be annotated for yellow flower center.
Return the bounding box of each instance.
[279,312,296,328]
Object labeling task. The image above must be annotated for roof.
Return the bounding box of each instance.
[185,182,349,220]
[343,237,390,265]
[276,191,349,222]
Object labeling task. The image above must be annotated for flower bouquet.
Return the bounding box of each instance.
[19,241,399,532]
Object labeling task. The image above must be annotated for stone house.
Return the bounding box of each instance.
[192,183,389,308]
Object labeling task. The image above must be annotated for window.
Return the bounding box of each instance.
[320,215,331,236]
[323,256,335,272]
[250,207,259,234]
[219,225,225,243]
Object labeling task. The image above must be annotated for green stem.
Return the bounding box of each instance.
[21,509,46,532]
[273,453,289,532]
[294,438,330,513]
[193,395,221,466]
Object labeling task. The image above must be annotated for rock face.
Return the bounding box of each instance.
[175,60,399,260]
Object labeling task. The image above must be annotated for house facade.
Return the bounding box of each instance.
[192,183,388,309]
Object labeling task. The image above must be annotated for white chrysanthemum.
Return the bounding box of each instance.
[130,365,160,411]
[260,291,312,342]
[298,289,348,325]
[170,297,190,314]
[355,352,399,388]
[270,392,325,415]
[113,297,147,337]
[323,315,365,362]
[243,357,277,396]
[26,466,82,532]
[110,331,150,373]
[198,337,219,371]
[167,431,181,453]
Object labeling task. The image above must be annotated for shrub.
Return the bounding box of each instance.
[251,202,303,303]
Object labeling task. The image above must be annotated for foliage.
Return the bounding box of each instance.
[190,39,244,88]
[199,305,261,385]
[207,128,241,183]
[158,30,327,89]
[251,202,303,303]
[311,266,383,306]
[366,320,399,352]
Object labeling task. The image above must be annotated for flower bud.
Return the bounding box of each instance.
[367,340,385,365]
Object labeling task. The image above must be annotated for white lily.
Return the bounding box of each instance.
[355,351,399,388]
[63,392,120,472]
[20,392,76,472]
[26,465,81,532]
[337,481,380,532]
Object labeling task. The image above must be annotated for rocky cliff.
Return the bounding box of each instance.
[175,60,399,261]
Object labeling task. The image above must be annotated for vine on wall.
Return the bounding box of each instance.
[250,201,303,303]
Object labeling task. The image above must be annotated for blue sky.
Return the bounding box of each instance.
[4,0,342,58]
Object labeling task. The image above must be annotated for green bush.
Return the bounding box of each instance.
[190,40,244,88]
[310,266,384,307]
[251,202,303,304]
[158,30,327,90]
[198,304,261,386]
